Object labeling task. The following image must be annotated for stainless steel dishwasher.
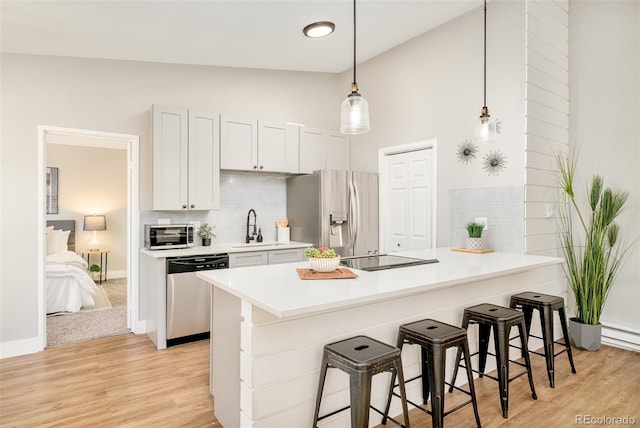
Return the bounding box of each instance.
[166,254,229,346]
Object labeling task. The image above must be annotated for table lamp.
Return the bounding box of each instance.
[84,215,106,251]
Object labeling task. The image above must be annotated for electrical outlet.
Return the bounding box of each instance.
[475,217,488,231]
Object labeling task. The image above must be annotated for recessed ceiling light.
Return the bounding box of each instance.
[303,21,336,38]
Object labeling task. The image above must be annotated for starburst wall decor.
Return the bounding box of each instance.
[456,140,479,165]
[482,149,507,176]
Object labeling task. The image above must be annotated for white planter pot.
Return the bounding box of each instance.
[466,237,485,251]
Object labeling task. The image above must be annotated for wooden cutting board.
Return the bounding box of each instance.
[296,267,358,280]
[450,248,494,254]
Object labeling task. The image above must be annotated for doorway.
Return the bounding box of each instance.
[37,126,140,350]
[379,140,437,254]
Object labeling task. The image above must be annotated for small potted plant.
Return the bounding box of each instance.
[305,246,340,272]
[198,223,214,246]
[465,221,485,250]
[89,264,101,281]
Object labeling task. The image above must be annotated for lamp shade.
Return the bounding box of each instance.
[83,215,106,231]
[340,92,370,134]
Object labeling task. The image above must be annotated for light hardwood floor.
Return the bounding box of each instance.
[0,333,638,427]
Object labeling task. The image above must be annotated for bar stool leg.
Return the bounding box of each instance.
[426,346,445,428]
[448,314,470,392]
[350,370,372,428]
[421,346,430,405]
[462,340,482,428]
[558,306,577,374]
[520,305,534,359]
[540,305,556,387]
[493,323,510,419]
[382,333,404,425]
[312,352,330,428]
[517,322,538,400]
[393,358,411,428]
[478,323,491,377]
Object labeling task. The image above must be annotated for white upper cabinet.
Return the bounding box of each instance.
[258,120,299,173]
[152,105,220,211]
[220,116,299,173]
[326,132,350,171]
[220,115,258,171]
[299,127,350,173]
[299,127,327,174]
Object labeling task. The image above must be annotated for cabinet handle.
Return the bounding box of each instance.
[397,243,400,247]
[182,204,187,209]
[190,204,195,209]
[259,165,264,170]
[253,165,258,169]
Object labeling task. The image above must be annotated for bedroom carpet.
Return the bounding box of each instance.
[46,278,130,347]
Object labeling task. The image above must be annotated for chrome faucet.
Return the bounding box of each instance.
[246,209,257,243]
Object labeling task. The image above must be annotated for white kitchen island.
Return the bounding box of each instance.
[197,248,565,428]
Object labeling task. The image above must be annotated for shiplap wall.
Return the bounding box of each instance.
[524,0,570,256]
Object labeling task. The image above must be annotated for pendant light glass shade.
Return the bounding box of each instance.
[476,107,497,143]
[340,86,370,134]
[340,0,370,134]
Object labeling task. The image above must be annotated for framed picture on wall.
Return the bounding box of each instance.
[46,167,58,214]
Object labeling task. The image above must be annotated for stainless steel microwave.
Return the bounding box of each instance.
[145,224,194,250]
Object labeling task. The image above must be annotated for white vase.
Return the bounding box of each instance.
[466,237,484,251]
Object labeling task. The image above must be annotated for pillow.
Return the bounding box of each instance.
[46,225,54,234]
[46,229,70,255]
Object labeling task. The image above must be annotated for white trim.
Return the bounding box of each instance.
[37,126,142,351]
[601,322,640,352]
[377,139,438,254]
[0,336,41,359]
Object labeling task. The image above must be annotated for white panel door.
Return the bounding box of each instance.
[384,149,433,252]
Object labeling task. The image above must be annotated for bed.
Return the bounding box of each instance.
[46,220,99,314]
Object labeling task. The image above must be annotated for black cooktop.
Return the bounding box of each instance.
[340,254,439,271]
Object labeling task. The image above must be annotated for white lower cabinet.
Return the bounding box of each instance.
[268,248,306,264]
[229,248,306,268]
[229,251,269,268]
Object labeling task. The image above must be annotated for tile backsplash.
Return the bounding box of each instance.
[449,186,524,253]
[141,172,288,246]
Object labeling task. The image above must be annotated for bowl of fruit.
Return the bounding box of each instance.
[305,247,341,272]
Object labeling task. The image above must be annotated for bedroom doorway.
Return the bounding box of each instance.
[38,126,140,350]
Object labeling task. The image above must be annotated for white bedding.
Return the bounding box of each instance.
[46,251,99,314]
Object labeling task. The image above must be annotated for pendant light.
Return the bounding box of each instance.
[475,0,497,143]
[340,0,370,134]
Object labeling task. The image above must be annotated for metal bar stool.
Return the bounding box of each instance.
[509,292,577,387]
[312,335,411,428]
[449,304,537,419]
[381,319,481,428]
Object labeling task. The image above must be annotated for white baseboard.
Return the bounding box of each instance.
[601,322,640,352]
[0,336,42,359]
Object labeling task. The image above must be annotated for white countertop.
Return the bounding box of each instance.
[140,241,312,258]
[197,248,564,318]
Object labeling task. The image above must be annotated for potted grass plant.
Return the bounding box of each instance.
[89,264,101,281]
[465,221,485,251]
[556,153,635,351]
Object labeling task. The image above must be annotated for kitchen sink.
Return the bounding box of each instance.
[231,241,290,248]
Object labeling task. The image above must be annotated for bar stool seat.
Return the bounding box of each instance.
[450,303,537,419]
[382,319,481,428]
[509,292,577,387]
[312,335,411,428]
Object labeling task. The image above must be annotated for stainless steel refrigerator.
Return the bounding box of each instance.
[286,170,378,257]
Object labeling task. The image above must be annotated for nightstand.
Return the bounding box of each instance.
[80,249,110,284]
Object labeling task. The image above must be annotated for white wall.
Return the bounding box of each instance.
[341,1,526,246]
[46,144,128,273]
[0,53,339,351]
[569,1,640,338]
